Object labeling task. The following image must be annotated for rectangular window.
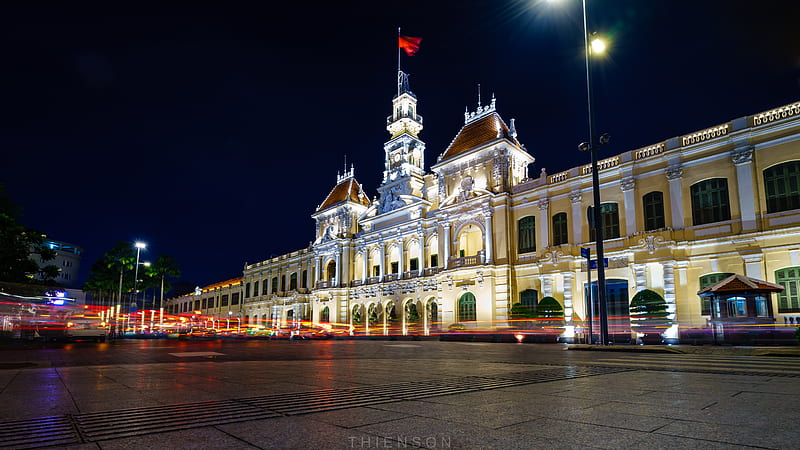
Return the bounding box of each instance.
[552,213,568,246]
[253,281,259,297]
[271,277,278,293]
[281,275,286,291]
[409,258,419,271]
[262,282,268,296]
[221,294,229,307]
[290,273,298,290]
[518,216,536,253]
[194,300,200,310]
[373,265,380,277]
[245,283,251,298]
[589,203,620,241]
[776,267,800,313]
[430,254,438,267]
[201,298,207,309]
[232,292,240,305]
[391,262,399,274]
[756,297,769,317]
[302,270,308,288]
[207,297,215,308]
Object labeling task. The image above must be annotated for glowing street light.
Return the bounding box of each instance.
[545,0,611,345]
[132,242,146,311]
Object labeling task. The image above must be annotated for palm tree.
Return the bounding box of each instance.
[104,241,136,306]
[148,255,181,311]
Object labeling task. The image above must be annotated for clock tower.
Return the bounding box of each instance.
[377,70,426,214]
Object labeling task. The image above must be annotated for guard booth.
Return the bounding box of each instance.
[697,274,785,345]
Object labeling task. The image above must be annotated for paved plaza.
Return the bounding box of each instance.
[0,341,798,449]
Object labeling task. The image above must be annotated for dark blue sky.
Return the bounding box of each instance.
[2,1,799,288]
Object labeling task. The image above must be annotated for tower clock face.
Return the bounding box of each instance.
[393,153,401,163]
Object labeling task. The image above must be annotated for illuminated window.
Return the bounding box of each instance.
[588,203,620,240]
[755,296,769,317]
[457,292,477,322]
[373,265,380,277]
[775,267,800,313]
[764,161,800,213]
[290,272,298,290]
[690,178,730,225]
[726,297,747,317]
[518,216,536,253]
[552,212,568,246]
[699,273,734,315]
[642,191,665,231]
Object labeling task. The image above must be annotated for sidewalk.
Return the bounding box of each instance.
[567,343,800,356]
[1,349,799,448]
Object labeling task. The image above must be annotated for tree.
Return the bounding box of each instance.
[629,289,671,338]
[146,255,181,311]
[536,296,565,337]
[0,184,58,283]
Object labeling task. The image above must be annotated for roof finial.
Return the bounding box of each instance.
[477,83,481,107]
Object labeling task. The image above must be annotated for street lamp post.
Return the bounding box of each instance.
[578,0,610,345]
[133,242,146,313]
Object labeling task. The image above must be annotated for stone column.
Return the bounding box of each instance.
[621,176,636,236]
[418,231,425,271]
[398,237,405,274]
[570,191,583,244]
[732,146,756,231]
[334,251,342,287]
[563,272,574,323]
[743,254,763,279]
[362,250,369,281]
[315,256,322,287]
[666,165,684,229]
[483,208,494,264]
[541,275,553,298]
[633,264,647,292]
[442,222,451,269]
[537,199,549,253]
[379,241,386,279]
[663,262,677,321]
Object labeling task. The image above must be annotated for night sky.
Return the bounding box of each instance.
[2,1,799,289]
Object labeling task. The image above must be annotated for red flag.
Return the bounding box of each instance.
[398,35,422,56]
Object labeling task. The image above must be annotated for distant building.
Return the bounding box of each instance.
[36,239,82,288]
[167,70,800,343]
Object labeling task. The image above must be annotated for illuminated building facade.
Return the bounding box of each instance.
[35,239,82,287]
[169,72,800,342]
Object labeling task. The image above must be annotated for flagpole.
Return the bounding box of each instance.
[397,27,401,97]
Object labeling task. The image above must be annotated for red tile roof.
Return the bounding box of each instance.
[439,112,520,161]
[697,274,784,295]
[317,178,371,211]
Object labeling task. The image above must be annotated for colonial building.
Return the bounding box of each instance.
[167,70,800,343]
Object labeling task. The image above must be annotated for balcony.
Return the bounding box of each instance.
[422,267,442,277]
[402,270,419,280]
[449,252,484,268]
[366,276,381,285]
[383,274,399,282]
[350,279,363,287]
[316,281,334,289]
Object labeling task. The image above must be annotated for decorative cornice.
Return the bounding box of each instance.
[537,198,550,211]
[731,146,754,165]
[665,165,683,181]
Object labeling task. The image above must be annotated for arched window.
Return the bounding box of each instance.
[320,306,330,323]
[518,216,536,253]
[552,212,568,246]
[289,272,298,290]
[699,273,734,315]
[691,178,731,225]
[326,261,336,281]
[271,277,278,293]
[642,191,665,231]
[458,292,477,322]
[588,203,620,240]
[428,300,438,329]
[764,161,800,213]
[775,267,800,313]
